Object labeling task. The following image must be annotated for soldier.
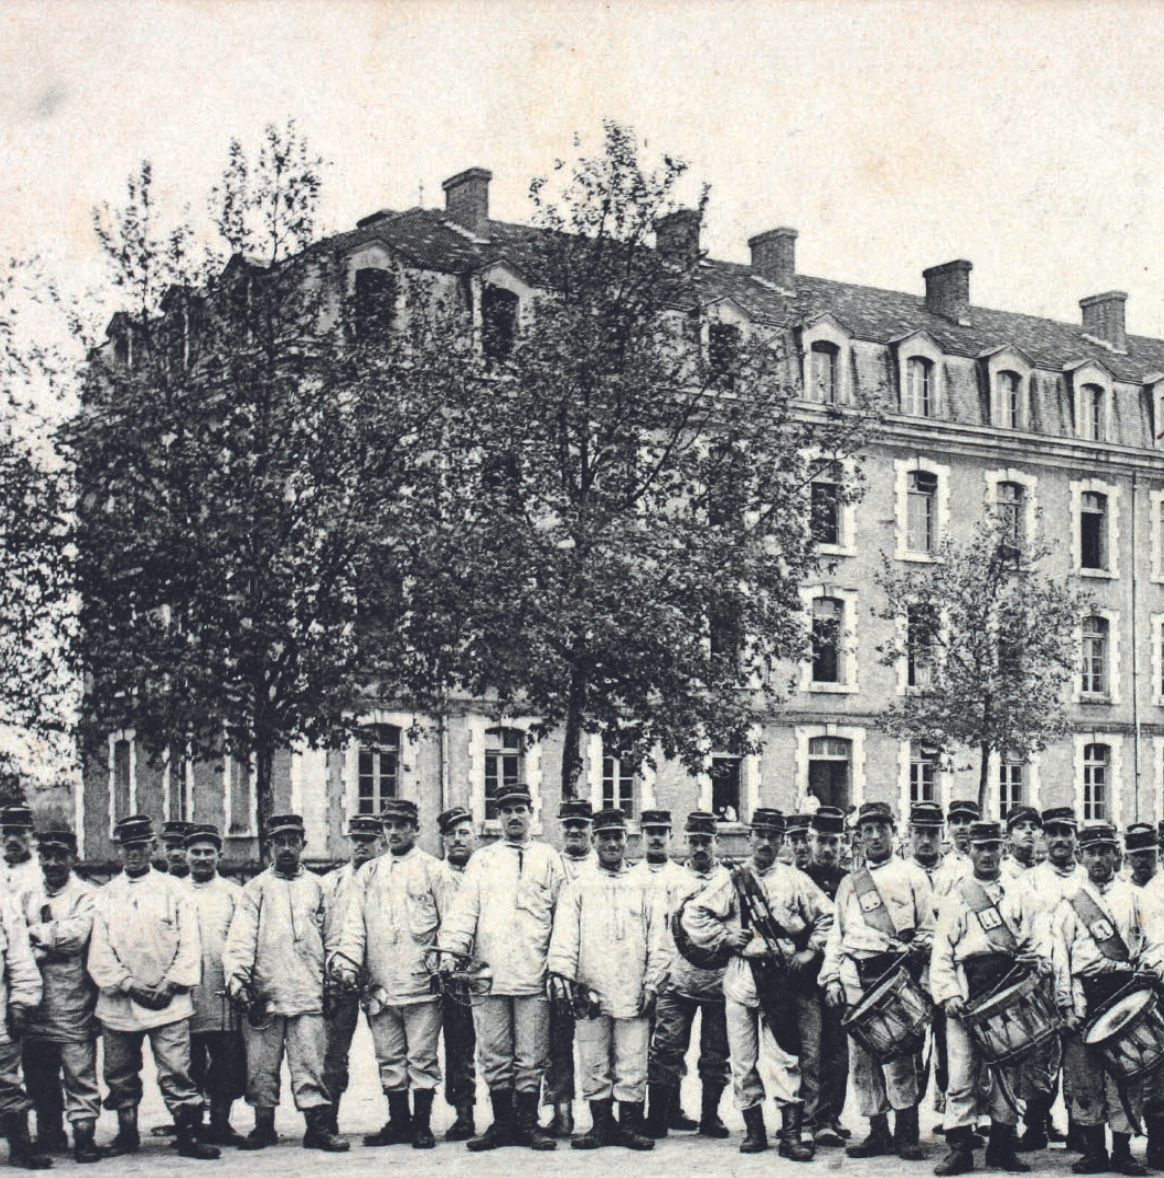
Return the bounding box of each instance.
[181,824,246,1147]
[1052,823,1164,1176]
[909,802,946,885]
[548,807,667,1151]
[437,806,478,1141]
[87,814,219,1160]
[0,807,43,901]
[639,810,730,1141]
[160,821,194,878]
[805,806,850,1146]
[438,785,564,1152]
[1001,807,1041,883]
[332,799,454,1150]
[19,828,101,1164]
[933,800,980,898]
[1123,824,1159,891]
[541,798,594,1138]
[822,800,935,1161]
[687,807,834,1159]
[786,815,814,872]
[930,820,1050,1175]
[222,813,347,1153]
[319,814,382,1134]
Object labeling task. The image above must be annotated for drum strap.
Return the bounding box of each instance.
[1070,888,1130,961]
[960,878,1020,953]
[852,867,902,939]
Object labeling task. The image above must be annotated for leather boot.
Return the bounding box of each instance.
[108,1107,140,1156]
[3,1114,51,1171]
[412,1091,436,1150]
[935,1126,976,1175]
[512,1091,556,1150]
[543,1101,573,1138]
[174,1107,220,1161]
[1146,1113,1164,1169]
[206,1098,246,1147]
[467,1090,513,1152]
[779,1102,814,1162]
[985,1121,1030,1172]
[1018,1094,1050,1152]
[699,1084,729,1139]
[446,1100,475,1142]
[1072,1125,1111,1174]
[31,1113,65,1155]
[643,1085,673,1139]
[238,1106,277,1151]
[363,1091,412,1146]
[613,1102,654,1151]
[740,1105,768,1154]
[325,1099,339,1136]
[848,1113,894,1158]
[71,1120,102,1165]
[302,1105,349,1152]
[896,1105,924,1161]
[1067,1117,1088,1154]
[670,1098,699,1132]
[1111,1131,1149,1177]
[572,1099,614,1150]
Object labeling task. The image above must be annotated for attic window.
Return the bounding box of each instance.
[1078,383,1105,442]
[808,342,839,405]
[902,357,933,417]
[353,267,396,341]
[482,285,519,363]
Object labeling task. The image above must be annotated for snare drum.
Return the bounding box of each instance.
[1084,986,1164,1082]
[841,965,934,1063]
[963,972,1061,1066]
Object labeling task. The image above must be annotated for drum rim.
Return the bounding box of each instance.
[965,971,1039,1020]
[841,965,911,1028]
[1085,987,1157,1046]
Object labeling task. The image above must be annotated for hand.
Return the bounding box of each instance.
[226,978,249,1005]
[639,987,657,1019]
[944,997,968,1019]
[128,985,161,1008]
[825,981,845,1009]
[723,928,751,954]
[156,979,176,998]
[788,948,819,977]
[742,939,773,960]
[907,938,930,961]
[1061,1009,1083,1034]
[6,1006,30,1037]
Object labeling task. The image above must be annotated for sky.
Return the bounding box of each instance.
[4,0,1164,335]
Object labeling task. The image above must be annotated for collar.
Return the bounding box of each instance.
[273,864,305,880]
[597,861,627,877]
[866,854,894,871]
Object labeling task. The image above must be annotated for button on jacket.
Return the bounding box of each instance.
[181,874,242,1034]
[21,874,97,1042]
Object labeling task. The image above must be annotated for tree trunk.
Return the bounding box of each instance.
[977,740,991,816]
[254,740,275,860]
[559,669,589,802]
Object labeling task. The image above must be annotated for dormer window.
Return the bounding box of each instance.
[482,285,519,363]
[997,371,1023,429]
[353,267,396,341]
[902,357,933,417]
[1079,383,1105,441]
[809,342,839,404]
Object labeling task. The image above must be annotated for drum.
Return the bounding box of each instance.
[1084,987,1164,1082]
[963,971,1061,1066]
[841,965,934,1062]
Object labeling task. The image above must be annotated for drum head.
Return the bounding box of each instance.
[968,974,1033,1020]
[844,964,901,1022]
[1085,989,1154,1046]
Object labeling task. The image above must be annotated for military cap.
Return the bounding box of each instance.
[559,799,593,823]
[1078,824,1119,848]
[592,808,627,832]
[495,786,532,808]
[436,806,473,835]
[639,809,673,829]
[1124,823,1158,854]
[786,814,813,836]
[811,806,846,834]
[1041,806,1078,830]
[969,821,1004,844]
[37,828,76,853]
[947,799,981,820]
[345,815,383,838]
[0,805,34,830]
[113,814,154,844]
[909,801,945,828]
[857,801,895,826]
[160,820,194,843]
[380,798,419,823]
[184,823,222,849]
[684,810,717,835]
[750,808,786,832]
[265,813,305,838]
[1005,805,1042,831]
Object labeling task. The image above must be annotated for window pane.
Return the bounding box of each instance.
[112,739,132,823]
[810,343,838,404]
[711,757,741,822]
[999,761,1023,817]
[811,597,842,683]
[811,481,840,546]
[482,286,519,362]
[996,482,1025,546]
[1080,494,1106,570]
[907,472,937,553]
[904,357,932,416]
[485,727,524,821]
[1083,743,1108,820]
[1081,617,1108,695]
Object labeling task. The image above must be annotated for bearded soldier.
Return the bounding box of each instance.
[0,807,43,902]
[548,808,667,1151]
[637,810,730,1141]
[223,813,347,1153]
[437,806,478,1141]
[87,815,219,1160]
[821,800,934,1161]
[439,785,564,1152]
[19,829,101,1164]
[320,814,382,1134]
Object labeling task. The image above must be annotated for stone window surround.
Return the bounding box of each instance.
[796,724,866,812]
[1070,478,1121,579]
[1074,731,1122,826]
[800,583,860,694]
[894,456,951,563]
[1074,607,1121,705]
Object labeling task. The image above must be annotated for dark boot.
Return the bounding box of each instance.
[935,1126,976,1176]
[467,1090,513,1152]
[302,1105,349,1152]
[848,1113,895,1158]
[206,1098,246,1147]
[985,1122,1030,1172]
[1146,1114,1164,1170]
[541,1101,573,1138]
[699,1084,729,1139]
[412,1091,436,1150]
[779,1102,814,1162]
[31,1113,65,1156]
[1072,1125,1111,1174]
[513,1091,556,1151]
[572,1099,615,1150]
[174,1107,221,1160]
[1111,1132,1149,1177]
[669,1097,699,1132]
[1018,1094,1050,1152]
[325,1100,339,1136]
[740,1105,768,1154]
[896,1106,924,1161]
[446,1100,475,1142]
[71,1120,102,1165]
[1067,1117,1088,1154]
[3,1114,51,1171]
[612,1103,654,1151]
[107,1107,140,1156]
[643,1085,673,1139]
[363,1091,412,1147]
[238,1106,278,1151]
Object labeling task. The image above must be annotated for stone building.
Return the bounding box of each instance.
[76,167,1164,861]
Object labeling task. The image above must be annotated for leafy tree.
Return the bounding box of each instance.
[875,514,1089,812]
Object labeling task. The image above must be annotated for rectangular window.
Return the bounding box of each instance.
[903,357,932,417]
[996,482,1025,548]
[1081,616,1109,696]
[907,603,936,689]
[1079,385,1104,442]
[601,756,636,817]
[811,597,842,684]
[999,760,1024,817]
[811,480,840,546]
[357,725,400,815]
[353,267,396,341]
[112,738,132,823]
[227,755,253,836]
[710,756,741,823]
[907,471,938,554]
[1083,744,1108,821]
[909,744,939,803]
[1080,492,1107,570]
[485,727,524,821]
[809,343,839,404]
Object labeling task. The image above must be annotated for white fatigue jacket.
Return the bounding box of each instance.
[223,866,328,1018]
[22,874,97,1042]
[0,857,44,905]
[320,861,362,949]
[336,847,455,1005]
[930,874,1044,1006]
[631,857,728,1002]
[559,849,596,884]
[1051,876,1164,1018]
[439,838,565,997]
[182,874,241,1034]
[931,848,972,901]
[0,898,42,1047]
[547,861,669,1018]
[820,856,935,1000]
[88,868,201,1031]
[1000,856,1037,883]
[1019,860,1081,918]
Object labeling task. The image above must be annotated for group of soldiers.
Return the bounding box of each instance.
[0,787,1162,1173]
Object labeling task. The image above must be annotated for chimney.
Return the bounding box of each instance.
[654,209,702,268]
[442,167,492,234]
[748,227,798,291]
[1080,291,1128,353]
[923,259,973,325]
